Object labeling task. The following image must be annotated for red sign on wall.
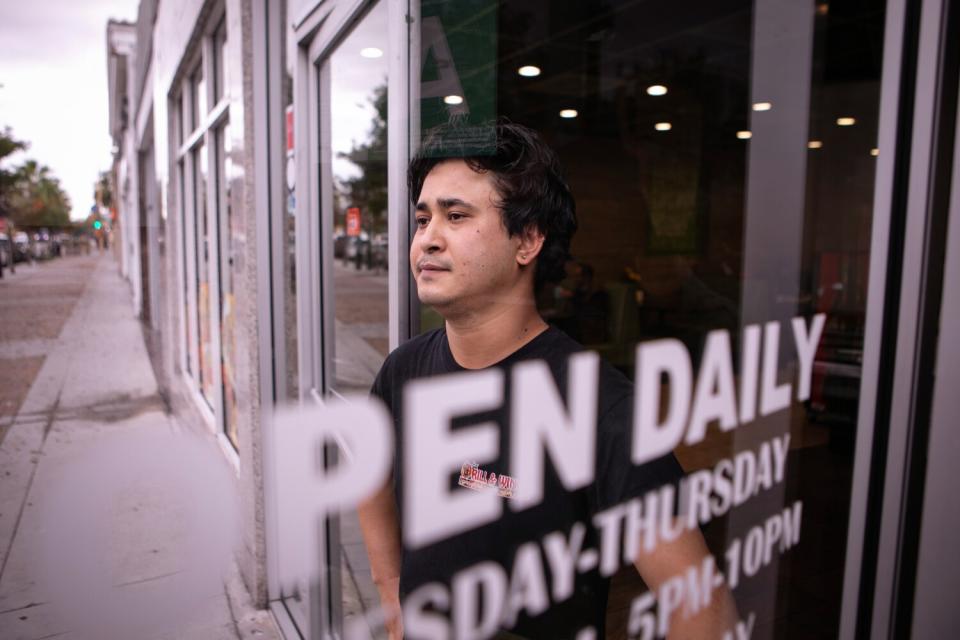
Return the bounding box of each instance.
[346,208,361,237]
[285,106,294,153]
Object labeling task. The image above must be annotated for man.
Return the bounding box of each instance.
[359,122,736,639]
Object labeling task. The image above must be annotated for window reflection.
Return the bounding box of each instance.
[328,0,389,396]
[193,141,214,407]
[213,18,227,104]
[218,123,238,448]
[190,65,205,133]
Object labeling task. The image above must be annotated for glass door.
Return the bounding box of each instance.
[280,1,394,637]
[403,0,894,638]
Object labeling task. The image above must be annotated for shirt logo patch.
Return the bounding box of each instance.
[459,461,516,499]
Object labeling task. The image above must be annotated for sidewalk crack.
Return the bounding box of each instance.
[0,601,46,615]
[223,580,243,639]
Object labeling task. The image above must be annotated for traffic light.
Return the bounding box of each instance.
[93,220,102,230]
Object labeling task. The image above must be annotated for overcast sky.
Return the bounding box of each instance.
[0,1,139,221]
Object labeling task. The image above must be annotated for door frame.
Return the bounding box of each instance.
[258,0,413,636]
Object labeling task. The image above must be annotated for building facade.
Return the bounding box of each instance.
[107,0,960,637]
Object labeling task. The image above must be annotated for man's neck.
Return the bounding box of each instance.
[444,303,548,369]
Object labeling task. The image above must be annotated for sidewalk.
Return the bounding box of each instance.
[0,255,280,640]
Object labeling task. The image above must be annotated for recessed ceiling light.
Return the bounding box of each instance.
[816,3,829,16]
[736,130,752,140]
[870,148,879,156]
[837,117,856,126]
[646,85,668,96]
[559,109,578,119]
[808,140,823,149]
[654,122,672,131]
[753,102,772,112]
[360,47,383,59]
[443,95,464,105]
[518,65,541,77]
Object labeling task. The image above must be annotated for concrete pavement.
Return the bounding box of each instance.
[0,255,280,640]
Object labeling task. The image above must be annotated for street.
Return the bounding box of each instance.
[0,255,278,640]
[332,261,390,394]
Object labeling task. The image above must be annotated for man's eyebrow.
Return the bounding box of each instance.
[415,197,476,212]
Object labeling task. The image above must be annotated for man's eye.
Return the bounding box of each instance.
[448,212,465,222]
[415,217,429,227]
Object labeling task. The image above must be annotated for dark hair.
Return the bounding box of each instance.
[408,121,578,287]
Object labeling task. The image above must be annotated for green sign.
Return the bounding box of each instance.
[419,0,498,156]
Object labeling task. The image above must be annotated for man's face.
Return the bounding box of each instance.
[410,160,524,314]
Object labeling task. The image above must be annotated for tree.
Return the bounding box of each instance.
[6,159,72,230]
[0,127,28,219]
[95,170,113,209]
[337,83,388,235]
[0,127,72,230]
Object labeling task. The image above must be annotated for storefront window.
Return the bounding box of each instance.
[328,0,390,395]
[175,12,239,446]
[193,140,215,408]
[218,122,239,448]
[213,18,227,105]
[271,0,889,636]
[179,157,194,377]
[191,64,205,133]
[402,0,885,637]
[280,2,299,404]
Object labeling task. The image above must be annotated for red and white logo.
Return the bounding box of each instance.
[459,462,516,499]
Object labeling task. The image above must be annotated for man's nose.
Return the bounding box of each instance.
[418,219,444,253]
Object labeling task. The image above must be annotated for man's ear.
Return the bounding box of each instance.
[516,226,545,266]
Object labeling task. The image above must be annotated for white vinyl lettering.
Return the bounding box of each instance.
[273,399,392,592]
[542,523,587,602]
[685,329,738,445]
[405,370,502,549]
[792,313,826,401]
[739,324,762,423]
[760,321,792,415]
[452,562,506,640]
[403,584,451,640]
[501,542,549,628]
[633,339,692,465]
[510,351,599,510]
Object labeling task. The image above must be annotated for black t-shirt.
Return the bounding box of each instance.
[370,326,683,639]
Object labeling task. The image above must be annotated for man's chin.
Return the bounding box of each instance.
[417,288,459,315]
[417,292,451,309]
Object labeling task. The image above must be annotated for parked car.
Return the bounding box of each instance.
[371,233,388,271]
[51,232,65,257]
[333,232,348,259]
[13,232,30,262]
[0,233,11,267]
[32,232,52,260]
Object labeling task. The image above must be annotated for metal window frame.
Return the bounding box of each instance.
[840,0,960,636]
[171,11,237,456]
[909,75,960,639]
[252,0,413,636]
[837,0,912,633]
[869,0,959,635]
[251,0,285,613]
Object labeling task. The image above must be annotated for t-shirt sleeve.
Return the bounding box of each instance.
[370,362,386,401]
[590,393,685,513]
[370,351,393,406]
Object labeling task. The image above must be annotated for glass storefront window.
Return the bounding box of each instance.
[213,18,227,105]
[190,64,205,133]
[401,0,886,637]
[193,140,215,408]
[328,0,390,395]
[176,13,239,445]
[218,122,239,448]
[179,157,194,377]
[271,0,894,637]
